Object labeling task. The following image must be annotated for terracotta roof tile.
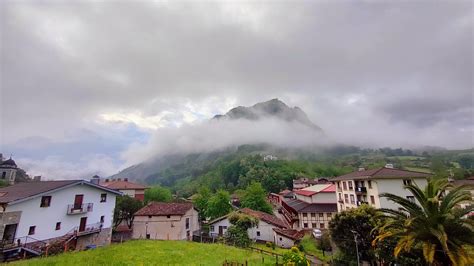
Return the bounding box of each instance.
[239,208,287,228]
[332,167,431,181]
[134,202,193,216]
[273,228,308,241]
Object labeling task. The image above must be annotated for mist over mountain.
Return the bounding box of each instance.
[213,98,322,131]
[113,99,327,181]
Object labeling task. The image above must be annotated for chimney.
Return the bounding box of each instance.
[358,167,365,172]
[33,176,41,181]
[385,164,394,169]
[124,178,128,182]
[91,175,100,185]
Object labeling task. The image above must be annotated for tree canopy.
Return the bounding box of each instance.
[205,189,233,220]
[144,185,173,203]
[113,195,143,228]
[240,182,273,214]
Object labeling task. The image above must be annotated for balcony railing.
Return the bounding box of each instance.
[76,222,103,236]
[355,187,367,194]
[67,203,93,215]
[356,201,368,206]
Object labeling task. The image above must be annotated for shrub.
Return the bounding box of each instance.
[283,247,310,266]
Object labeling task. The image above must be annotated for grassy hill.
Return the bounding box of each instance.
[9,240,277,266]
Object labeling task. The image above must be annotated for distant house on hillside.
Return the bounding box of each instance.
[0,179,121,259]
[132,202,199,240]
[331,165,431,212]
[208,208,287,243]
[293,177,330,190]
[0,155,18,185]
[281,183,337,229]
[100,177,148,201]
[449,177,474,215]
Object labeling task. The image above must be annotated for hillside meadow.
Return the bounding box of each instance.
[8,240,278,265]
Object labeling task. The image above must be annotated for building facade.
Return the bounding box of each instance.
[331,166,430,212]
[100,178,148,201]
[280,183,337,229]
[132,202,199,240]
[0,180,121,257]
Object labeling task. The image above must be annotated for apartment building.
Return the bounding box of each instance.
[331,166,431,212]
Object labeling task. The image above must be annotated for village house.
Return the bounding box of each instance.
[449,176,474,214]
[273,228,307,248]
[280,183,337,229]
[331,165,431,212]
[100,177,148,201]
[208,208,288,243]
[0,179,121,259]
[132,202,199,240]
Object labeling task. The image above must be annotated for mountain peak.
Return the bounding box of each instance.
[213,99,322,131]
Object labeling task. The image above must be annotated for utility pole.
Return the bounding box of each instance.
[350,230,360,266]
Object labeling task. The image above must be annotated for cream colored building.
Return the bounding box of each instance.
[132,202,199,240]
[331,166,430,212]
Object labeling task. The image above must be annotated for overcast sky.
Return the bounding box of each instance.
[1,0,472,179]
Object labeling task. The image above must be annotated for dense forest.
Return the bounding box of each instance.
[141,145,474,197]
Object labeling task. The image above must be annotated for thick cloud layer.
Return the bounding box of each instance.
[1,1,472,179]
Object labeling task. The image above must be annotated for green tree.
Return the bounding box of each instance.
[374,179,474,265]
[193,186,211,219]
[225,212,258,247]
[240,182,273,214]
[113,196,143,228]
[329,205,379,263]
[144,186,172,203]
[206,190,233,220]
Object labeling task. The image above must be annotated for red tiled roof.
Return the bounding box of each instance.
[100,180,148,190]
[273,228,308,241]
[332,167,431,181]
[134,202,193,216]
[321,184,336,192]
[294,190,317,196]
[240,208,287,228]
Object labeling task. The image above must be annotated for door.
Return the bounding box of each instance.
[79,217,87,232]
[2,224,17,244]
[218,226,224,236]
[74,194,84,210]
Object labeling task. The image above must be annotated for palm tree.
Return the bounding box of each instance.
[373,179,474,266]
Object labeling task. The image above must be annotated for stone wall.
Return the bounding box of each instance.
[75,227,112,250]
[0,211,22,238]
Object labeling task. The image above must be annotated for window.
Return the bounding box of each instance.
[256,231,260,237]
[186,218,190,230]
[100,193,107,203]
[312,223,316,228]
[146,234,150,239]
[319,213,324,218]
[28,226,36,235]
[344,194,349,203]
[403,179,412,186]
[148,215,152,219]
[40,196,52,207]
[279,237,283,241]
[311,213,316,218]
[210,226,215,232]
[326,213,332,218]
[100,216,105,223]
[223,226,227,229]
[320,223,325,229]
[350,195,355,204]
[302,213,307,218]
[1,172,5,179]
[55,222,61,230]
[360,181,365,187]
[370,195,375,205]
[338,193,342,200]
[304,223,308,228]
[343,182,347,190]
[368,180,372,189]
[348,181,353,190]
[167,215,171,219]
[406,196,415,203]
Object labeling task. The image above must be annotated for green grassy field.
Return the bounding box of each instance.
[8,240,277,266]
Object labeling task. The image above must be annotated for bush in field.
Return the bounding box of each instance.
[283,246,309,266]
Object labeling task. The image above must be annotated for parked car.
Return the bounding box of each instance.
[312,229,322,239]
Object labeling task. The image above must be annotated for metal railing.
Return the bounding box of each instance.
[0,236,48,255]
[75,222,103,236]
[355,187,367,193]
[66,203,93,215]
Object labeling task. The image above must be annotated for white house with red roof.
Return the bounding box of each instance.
[100,178,148,201]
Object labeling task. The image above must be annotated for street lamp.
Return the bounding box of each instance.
[350,230,360,266]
